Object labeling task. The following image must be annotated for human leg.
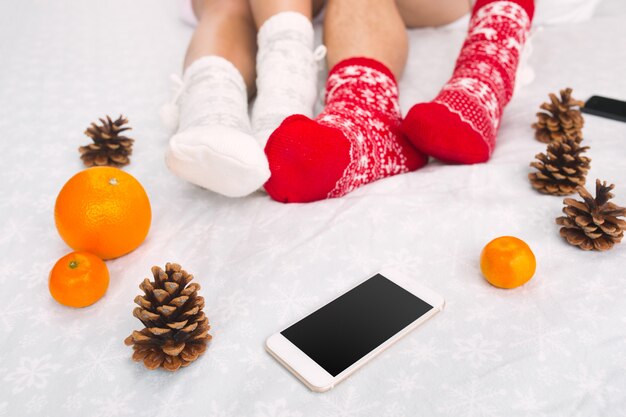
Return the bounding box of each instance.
[395,0,470,28]
[263,0,428,203]
[184,0,257,91]
[324,0,408,79]
[402,0,535,164]
[248,0,326,146]
[165,0,270,197]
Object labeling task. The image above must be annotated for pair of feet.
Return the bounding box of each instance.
[165,12,319,198]
[166,0,534,203]
[265,0,535,202]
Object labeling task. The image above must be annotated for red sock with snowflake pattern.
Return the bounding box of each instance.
[402,0,534,164]
[264,57,427,203]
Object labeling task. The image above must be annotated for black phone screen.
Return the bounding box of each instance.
[582,95,626,122]
[281,273,434,377]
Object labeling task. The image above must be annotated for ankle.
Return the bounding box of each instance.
[197,0,252,22]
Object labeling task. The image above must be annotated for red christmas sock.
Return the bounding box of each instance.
[402,0,535,164]
[264,57,427,203]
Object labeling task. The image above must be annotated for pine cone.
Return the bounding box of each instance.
[79,115,134,168]
[528,137,590,195]
[556,180,626,251]
[124,263,212,371]
[532,88,584,143]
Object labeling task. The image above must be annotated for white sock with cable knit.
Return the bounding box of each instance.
[251,12,322,146]
[164,56,270,197]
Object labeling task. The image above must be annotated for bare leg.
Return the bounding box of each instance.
[184,0,257,94]
[165,0,270,197]
[395,0,470,28]
[324,0,408,79]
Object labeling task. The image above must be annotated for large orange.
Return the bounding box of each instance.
[55,167,151,260]
[49,251,109,308]
[480,236,536,289]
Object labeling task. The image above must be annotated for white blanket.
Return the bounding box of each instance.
[0,1,625,416]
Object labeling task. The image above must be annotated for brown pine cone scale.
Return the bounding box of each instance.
[124,263,212,371]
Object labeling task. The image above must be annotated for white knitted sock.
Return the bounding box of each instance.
[251,12,320,146]
[165,56,270,197]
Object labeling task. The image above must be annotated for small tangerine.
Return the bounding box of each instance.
[49,251,109,307]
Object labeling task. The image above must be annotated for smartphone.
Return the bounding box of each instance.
[581,95,626,123]
[265,270,444,392]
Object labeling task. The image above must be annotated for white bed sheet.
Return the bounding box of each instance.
[0,1,625,416]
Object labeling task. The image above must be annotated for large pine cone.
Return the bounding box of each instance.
[124,263,212,371]
[79,115,134,168]
[532,88,584,143]
[556,180,626,251]
[529,137,590,196]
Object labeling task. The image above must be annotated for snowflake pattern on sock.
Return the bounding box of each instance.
[251,12,317,146]
[434,1,531,152]
[317,64,413,198]
[177,56,252,133]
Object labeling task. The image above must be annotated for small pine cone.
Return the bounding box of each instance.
[528,137,590,196]
[124,263,212,371]
[79,115,134,168]
[556,180,626,251]
[532,88,585,143]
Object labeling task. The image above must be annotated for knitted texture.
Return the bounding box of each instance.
[251,12,318,146]
[165,56,269,197]
[403,0,534,164]
[177,56,251,132]
[264,57,427,203]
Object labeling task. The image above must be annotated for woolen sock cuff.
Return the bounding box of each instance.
[182,56,246,89]
[178,55,251,133]
[328,57,397,85]
[473,0,535,20]
[257,11,314,47]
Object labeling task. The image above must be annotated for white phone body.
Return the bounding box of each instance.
[265,269,445,392]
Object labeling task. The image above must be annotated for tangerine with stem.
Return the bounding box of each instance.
[49,251,110,307]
